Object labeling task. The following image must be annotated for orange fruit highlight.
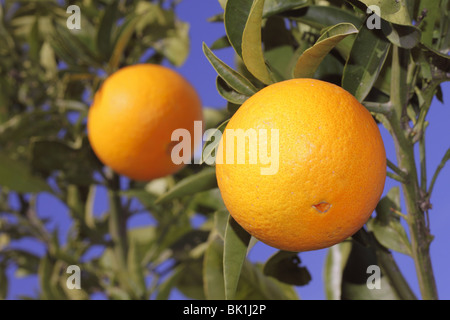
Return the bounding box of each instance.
[88,64,202,181]
[216,78,386,252]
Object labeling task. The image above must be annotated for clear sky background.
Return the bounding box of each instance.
[5,0,450,300]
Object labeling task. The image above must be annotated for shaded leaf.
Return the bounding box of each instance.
[97,0,119,60]
[0,153,50,193]
[294,23,358,78]
[381,20,421,49]
[216,76,250,105]
[288,5,363,30]
[224,0,254,58]
[223,215,251,299]
[31,139,97,186]
[341,241,400,300]
[342,23,390,102]
[263,0,310,18]
[210,35,231,50]
[264,45,295,80]
[263,250,311,286]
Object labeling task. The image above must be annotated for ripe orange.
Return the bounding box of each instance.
[87,64,203,181]
[215,78,386,252]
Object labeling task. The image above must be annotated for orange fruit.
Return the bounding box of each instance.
[215,78,386,252]
[87,64,203,181]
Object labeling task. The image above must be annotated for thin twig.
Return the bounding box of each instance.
[387,159,408,181]
[428,148,450,197]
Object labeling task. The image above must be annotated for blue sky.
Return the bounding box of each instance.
[5,0,450,300]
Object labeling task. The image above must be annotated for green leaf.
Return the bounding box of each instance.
[108,12,142,70]
[203,236,226,300]
[263,250,311,286]
[356,0,412,26]
[49,23,100,67]
[0,153,50,193]
[381,20,421,49]
[263,0,310,18]
[127,234,148,299]
[223,216,251,299]
[214,210,230,240]
[28,17,40,62]
[203,43,258,96]
[224,0,254,58]
[412,43,450,75]
[156,168,217,204]
[342,24,390,102]
[210,35,231,50]
[264,45,295,80]
[289,5,363,30]
[31,139,97,186]
[216,76,251,105]
[367,187,412,256]
[40,41,57,77]
[203,233,298,300]
[155,20,190,67]
[38,255,67,300]
[294,23,358,78]
[323,242,352,300]
[97,0,119,60]
[241,0,273,84]
[238,261,299,300]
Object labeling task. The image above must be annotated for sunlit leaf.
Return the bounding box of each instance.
[241,0,273,84]
[155,168,217,204]
[294,23,358,78]
[356,0,412,26]
[224,0,253,58]
[323,242,352,300]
